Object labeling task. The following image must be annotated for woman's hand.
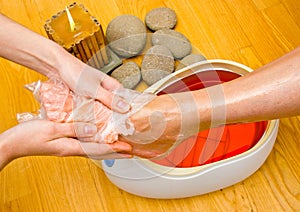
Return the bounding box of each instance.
[0,13,130,113]
[57,58,130,113]
[0,120,132,170]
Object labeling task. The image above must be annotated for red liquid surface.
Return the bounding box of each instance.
[151,70,267,168]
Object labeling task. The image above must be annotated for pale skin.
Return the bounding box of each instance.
[1,13,300,168]
[0,120,132,170]
[0,13,132,171]
[124,46,300,158]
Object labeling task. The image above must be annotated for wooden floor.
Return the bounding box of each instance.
[1,0,300,211]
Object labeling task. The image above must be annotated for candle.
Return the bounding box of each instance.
[44,2,121,73]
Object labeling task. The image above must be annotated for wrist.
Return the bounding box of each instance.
[44,42,69,77]
[53,45,86,88]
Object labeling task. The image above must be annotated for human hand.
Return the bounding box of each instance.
[0,14,129,113]
[57,56,130,113]
[120,92,201,158]
[0,120,132,170]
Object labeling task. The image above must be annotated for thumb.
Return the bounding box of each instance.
[95,86,130,113]
[74,65,130,113]
[54,122,97,138]
[74,122,98,138]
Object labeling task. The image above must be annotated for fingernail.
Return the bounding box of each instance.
[116,99,130,113]
[84,124,97,135]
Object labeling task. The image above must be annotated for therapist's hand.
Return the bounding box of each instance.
[0,14,130,114]
[0,120,132,170]
[57,57,131,113]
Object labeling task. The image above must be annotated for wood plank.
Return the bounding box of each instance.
[262,3,300,48]
[0,0,299,211]
[224,0,291,64]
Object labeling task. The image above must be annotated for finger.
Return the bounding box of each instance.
[75,66,130,113]
[79,142,133,159]
[95,86,130,113]
[73,122,97,138]
[100,73,122,91]
[79,137,97,142]
[48,138,132,160]
[87,153,133,160]
[79,142,132,158]
[52,122,97,138]
[80,141,132,154]
[108,141,133,152]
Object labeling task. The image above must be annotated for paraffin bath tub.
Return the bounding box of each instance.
[102,60,279,199]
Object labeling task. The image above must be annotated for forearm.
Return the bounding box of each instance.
[0,13,129,111]
[0,13,67,77]
[224,47,300,122]
[194,47,300,126]
[113,48,300,158]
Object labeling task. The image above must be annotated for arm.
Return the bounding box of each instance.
[220,47,300,123]
[0,13,133,170]
[0,120,132,171]
[124,47,300,158]
[0,13,129,113]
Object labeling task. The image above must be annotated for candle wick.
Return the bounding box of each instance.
[66,7,76,32]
